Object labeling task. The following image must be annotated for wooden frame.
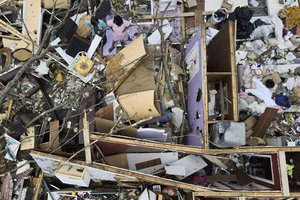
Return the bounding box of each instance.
[31,150,300,198]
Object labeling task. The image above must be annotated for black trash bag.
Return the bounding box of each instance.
[229,6,255,39]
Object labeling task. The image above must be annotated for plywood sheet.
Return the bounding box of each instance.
[252,108,278,138]
[119,35,146,66]
[23,0,42,45]
[118,90,161,121]
[43,0,70,9]
[115,46,156,96]
[94,117,137,137]
[104,153,129,169]
[2,38,30,49]
[95,104,114,120]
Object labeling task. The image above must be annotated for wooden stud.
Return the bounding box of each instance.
[229,20,239,121]
[219,80,225,121]
[192,191,283,198]
[33,172,44,200]
[137,12,195,20]
[90,133,300,154]
[201,19,209,149]
[180,1,186,41]
[83,112,92,163]
[194,10,202,28]
[278,151,290,197]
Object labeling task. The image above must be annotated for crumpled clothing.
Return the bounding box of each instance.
[283,77,296,90]
[245,77,276,107]
[248,101,268,115]
[229,7,254,39]
[250,25,274,39]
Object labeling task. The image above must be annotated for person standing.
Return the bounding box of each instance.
[106,15,131,52]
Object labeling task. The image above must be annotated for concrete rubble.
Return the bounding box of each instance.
[0,0,300,199]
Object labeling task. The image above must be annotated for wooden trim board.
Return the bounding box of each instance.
[278,151,290,197]
[137,12,195,20]
[90,134,300,154]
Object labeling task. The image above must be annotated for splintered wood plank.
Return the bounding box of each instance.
[252,108,278,138]
[49,120,60,151]
[33,172,43,200]
[83,112,92,163]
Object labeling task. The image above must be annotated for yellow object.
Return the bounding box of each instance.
[6,99,13,120]
[282,6,300,29]
[286,164,295,176]
[74,56,94,77]
[0,113,7,122]
[56,72,63,83]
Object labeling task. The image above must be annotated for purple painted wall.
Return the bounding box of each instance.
[185,26,205,147]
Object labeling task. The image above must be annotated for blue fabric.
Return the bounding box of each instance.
[85,19,106,37]
[85,19,106,30]
[275,95,291,108]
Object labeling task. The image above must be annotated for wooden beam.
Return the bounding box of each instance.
[229,20,239,121]
[90,133,300,154]
[30,150,206,192]
[180,2,186,41]
[194,10,202,27]
[31,150,290,197]
[278,151,290,197]
[201,20,209,149]
[33,172,44,200]
[252,107,278,138]
[137,12,195,20]
[0,19,32,44]
[192,191,282,198]
[83,112,92,163]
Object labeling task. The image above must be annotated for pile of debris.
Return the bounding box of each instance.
[0,0,300,199]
